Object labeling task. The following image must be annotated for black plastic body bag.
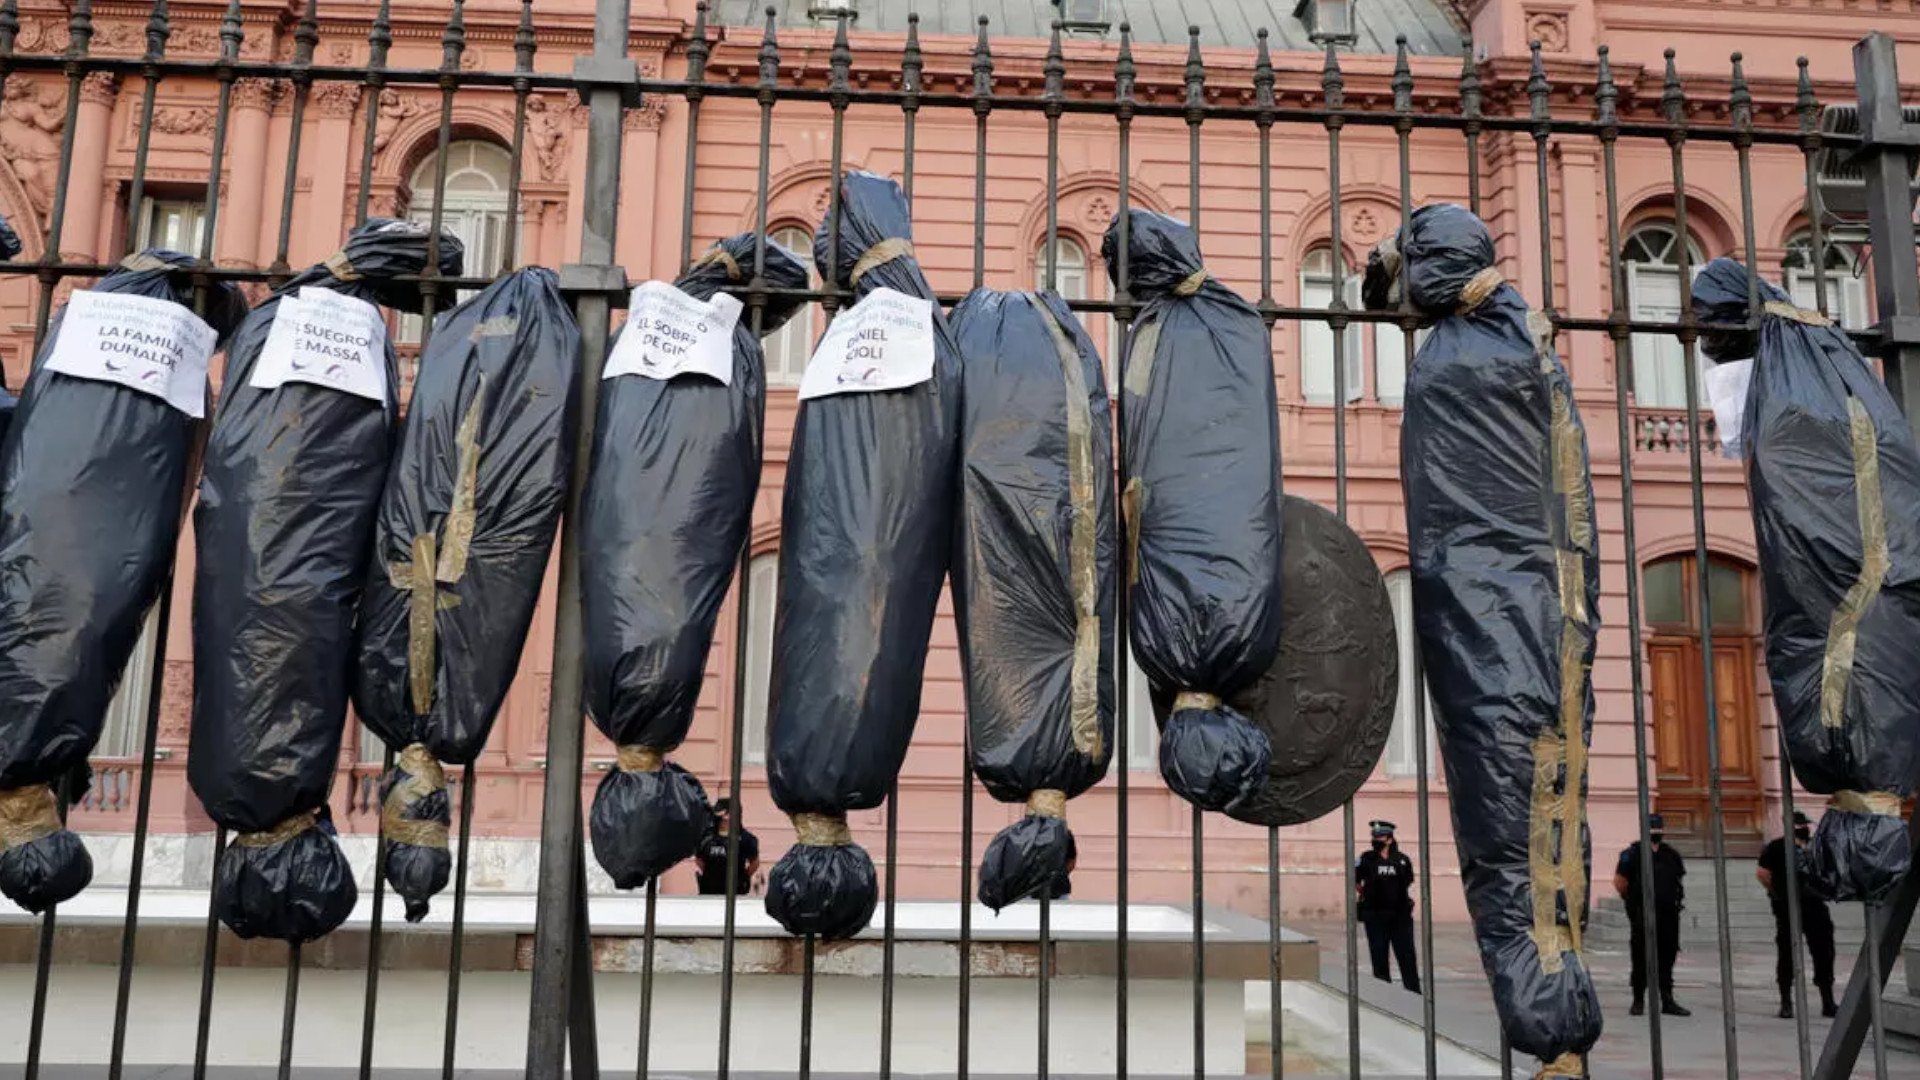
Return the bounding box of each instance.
[1695,257,1920,902]
[1371,203,1601,1071]
[0,213,19,428]
[583,233,808,889]
[190,219,464,942]
[1102,209,1280,814]
[948,288,1114,911]
[353,266,579,922]
[765,173,960,938]
[0,251,246,913]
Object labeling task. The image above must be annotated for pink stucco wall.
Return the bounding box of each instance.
[0,0,1911,923]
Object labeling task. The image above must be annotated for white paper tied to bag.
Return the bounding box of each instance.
[1703,357,1753,457]
[605,281,744,385]
[798,287,936,401]
[251,286,390,405]
[44,290,219,418]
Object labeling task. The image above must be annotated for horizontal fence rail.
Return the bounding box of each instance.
[0,2,1913,1080]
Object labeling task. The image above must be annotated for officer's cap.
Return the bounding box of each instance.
[1647,813,1665,830]
[1369,820,1396,837]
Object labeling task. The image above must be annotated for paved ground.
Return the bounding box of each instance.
[1303,918,1920,1079]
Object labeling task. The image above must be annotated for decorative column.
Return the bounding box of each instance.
[305,83,362,264]
[220,79,278,268]
[59,72,117,263]
[618,65,666,277]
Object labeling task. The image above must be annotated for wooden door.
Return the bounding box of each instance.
[1644,557,1766,855]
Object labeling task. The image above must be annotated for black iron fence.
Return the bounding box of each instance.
[1,1,1917,1078]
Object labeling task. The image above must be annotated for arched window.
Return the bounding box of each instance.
[1299,246,1363,405]
[763,225,816,387]
[1784,231,1870,331]
[1623,222,1705,409]
[740,553,779,765]
[1383,570,1439,777]
[401,139,515,342]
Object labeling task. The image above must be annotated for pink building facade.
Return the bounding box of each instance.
[0,0,1914,922]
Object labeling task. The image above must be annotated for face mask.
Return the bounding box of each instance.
[1794,828,1811,842]
[1373,838,1388,849]
[1650,832,1664,846]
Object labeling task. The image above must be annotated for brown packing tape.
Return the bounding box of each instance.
[1820,397,1889,729]
[322,250,362,281]
[618,746,665,773]
[1831,790,1903,816]
[1551,387,1595,556]
[1172,691,1222,712]
[791,812,854,847]
[1122,478,1146,587]
[118,252,174,273]
[1122,317,1161,400]
[850,238,915,288]
[1035,301,1105,761]
[1172,269,1208,297]
[0,784,61,854]
[696,247,745,282]
[1763,299,1834,327]
[381,743,451,851]
[1535,1053,1586,1079]
[1455,267,1505,314]
[1527,727,1567,975]
[1027,789,1068,819]
[234,809,322,849]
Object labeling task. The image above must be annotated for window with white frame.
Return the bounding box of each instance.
[135,195,207,255]
[1383,571,1440,777]
[763,225,816,387]
[740,553,779,765]
[1784,231,1871,331]
[359,727,387,765]
[1035,236,1123,393]
[1300,246,1364,404]
[401,140,516,342]
[1623,223,1705,408]
[1121,649,1157,769]
[95,604,161,760]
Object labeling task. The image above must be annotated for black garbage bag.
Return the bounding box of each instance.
[0,212,20,426]
[1370,203,1601,1071]
[190,219,463,942]
[1695,256,1920,902]
[764,172,960,938]
[0,214,20,262]
[1101,209,1280,813]
[353,266,580,922]
[583,233,809,889]
[948,288,1114,912]
[0,251,245,913]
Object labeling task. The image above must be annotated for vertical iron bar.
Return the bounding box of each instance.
[569,850,602,1079]
[278,943,303,1080]
[415,0,466,349]
[441,762,478,1079]
[962,22,991,1077]
[1395,36,1437,1079]
[1040,881,1053,1080]
[194,828,230,1080]
[1796,60,1831,321]
[1661,49,1740,1075]
[1596,45,1666,1077]
[270,0,321,273]
[21,775,71,1080]
[1112,24,1135,1080]
[500,0,536,271]
[716,9,774,1078]
[1320,39,1360,1080]
[1528,43,1557,322]
[637,879,659,1080]
[1729,50,1811,1079]
[800,936,817,1080]
[195,0,245,267]
[524,0,630,1069]
[357,747,394,1080]
[677,1,710,273]
[1184,22,1207,1080]
[121,1,170,259]
[353,0,392,228]
[1043,21,1062,290]
[1254,32,1281,1080]
[1461,38,1482,218]
[28,0,93,350]
[1865,906,1891,1080]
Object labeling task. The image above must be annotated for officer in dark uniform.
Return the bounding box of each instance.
[1355,820,1421,992]
[1614,813,1690,1017]
[1758,810,1838,1018]
[695,798,761,895]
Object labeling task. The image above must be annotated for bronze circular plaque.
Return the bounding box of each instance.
[1151,495,1398,826]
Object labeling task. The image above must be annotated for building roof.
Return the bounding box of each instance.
[714,0,1467,56]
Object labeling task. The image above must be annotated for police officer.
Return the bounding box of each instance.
[1355,820,1421,992]
[1758,810,1838,1019]
[695,798,761,895]
[1614,813,1690,1017]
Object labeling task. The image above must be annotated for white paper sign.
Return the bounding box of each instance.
[1704,358,1753,457]
[605,281,743,385]
[798,287,936,401]
[44,290,217,417]
[251,287,389,404]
